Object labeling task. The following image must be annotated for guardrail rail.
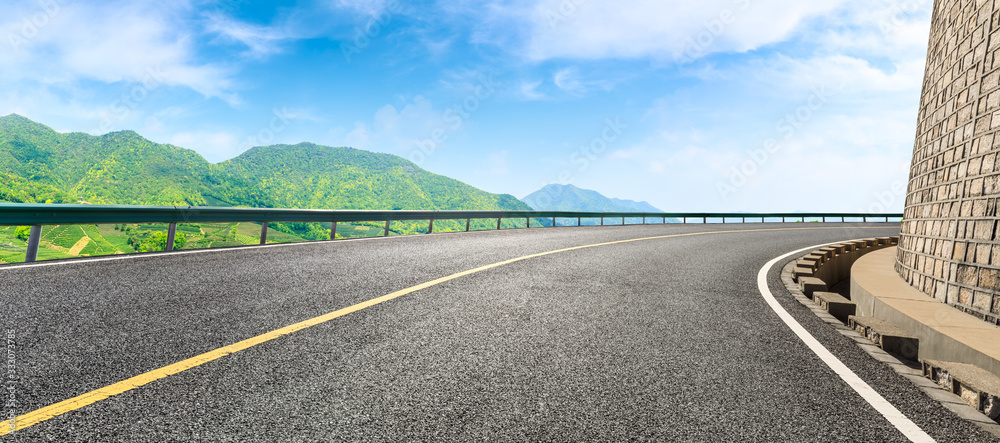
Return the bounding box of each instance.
[0,203,903,263]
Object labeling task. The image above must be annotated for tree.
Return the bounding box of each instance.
[150,231,167,251]
[174,232,187,249]
[14,226,31,241]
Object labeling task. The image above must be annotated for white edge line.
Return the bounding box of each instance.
[758,241,935,443]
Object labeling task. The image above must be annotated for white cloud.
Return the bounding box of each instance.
[519,80,546,100]
[553,68,583,93]
[0,1,239,104]
[330,0,390,16]
[524,0,849,61]
[339,96,451,156]
[743,54,925,95]
[343,122,371,149]
[550,66,619,95]
[203,14,298,58]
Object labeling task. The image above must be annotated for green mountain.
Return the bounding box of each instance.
[0,114,530,213]
[213,142,526,211]
[0,114,537,263]
[521,184,662,213]
[0,114,215,205]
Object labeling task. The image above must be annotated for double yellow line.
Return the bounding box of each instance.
[1,226,894,435]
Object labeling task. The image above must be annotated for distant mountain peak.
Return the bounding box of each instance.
[0,113,58,133]
[521,183,662,213]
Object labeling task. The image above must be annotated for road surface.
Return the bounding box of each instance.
[1,223,994,441]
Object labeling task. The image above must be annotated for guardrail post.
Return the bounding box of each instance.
[24,225,42,263]
[552,216,556,227]
[466,218,471,232]
[782,217,786,223]
[702,217,706,224]
[384,220,390,237]
[822,217,826,222]
[578,217,581,226]
[497,218,502,230]
[428,219,434,234]
[621,216,625,225]
[165,223,177,252]
[260,222,268,245]
[331,222,337,240]
[601,217,604,226]
[526,217,530,228]
[863,216,867,222]
[841,216,845,222]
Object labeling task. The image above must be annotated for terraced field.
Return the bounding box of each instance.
[0,221,309,264]
[0,217,542,265]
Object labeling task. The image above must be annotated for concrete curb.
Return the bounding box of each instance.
[851,248,1000,376]
[780,250,1000,439]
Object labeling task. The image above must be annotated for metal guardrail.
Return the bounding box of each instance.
[0,203,903,263]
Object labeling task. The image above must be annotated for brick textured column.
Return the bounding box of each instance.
[897,0,1000,324]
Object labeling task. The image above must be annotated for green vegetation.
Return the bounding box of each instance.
[0,114,534,263]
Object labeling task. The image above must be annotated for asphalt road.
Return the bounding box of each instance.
[1,223,996,441]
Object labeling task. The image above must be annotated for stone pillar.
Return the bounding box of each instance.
[897,0,1000,324]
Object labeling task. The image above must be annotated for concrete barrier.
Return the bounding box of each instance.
[851,247,1000,378]
[849,316,919,361]
[924,360,1000,421]
[814,292,855,323]
[799,277,827,299]
[791,237,895,292]
[792,266,814,283]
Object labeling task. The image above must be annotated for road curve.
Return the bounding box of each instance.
[1,223,995,441]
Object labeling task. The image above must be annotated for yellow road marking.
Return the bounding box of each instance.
[0,226,897,435]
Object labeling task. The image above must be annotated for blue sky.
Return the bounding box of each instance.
[0,0,932,212]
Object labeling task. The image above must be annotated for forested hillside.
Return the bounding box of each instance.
[0,114,533,263]
[0,114,529,212]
